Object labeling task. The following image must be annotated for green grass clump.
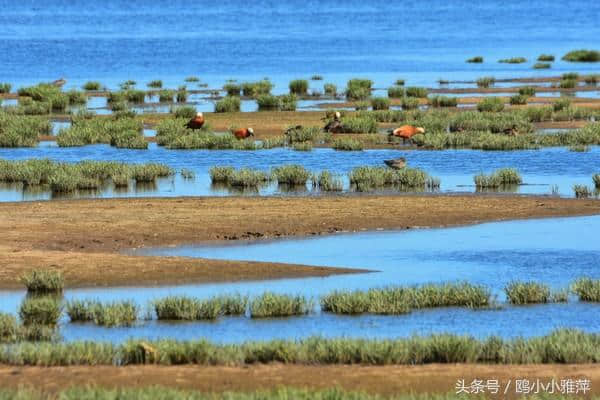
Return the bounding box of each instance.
[537,54,554,62]
[404,87,428,98]
[533,62,551,69]
[498,57,527,64]
[261,136,287,149]
[338,115,377,133]
[323,83,337,96]
[316,170,343,191]
[279,94,297,111]
[215,96,241,112]
[562,49,600,62]
[66,299,138,327]
[476,76,495,88]
[562,72,579,80]
[345,78,373,100]
[584,74,599,85]
[285,125,324,143]
[57,116,145,149]
[223,83,241,96]
[509,94,528,105]
[157,89,175,102]
[310,75,323,80]
[573,184,592,198]
[119,80,136,90]
[292,141,312,151]
[82,81,101,91]
[331,138,363,151]
[466,56,483,63]
[256,94,279,110]
[504,281,551,304]
[400,96,420,110]
[249,292,312,318]
[0,112,50,147]
[572,278,600,302]
[155,118,241,150]
[153,296,221,321]
[241,80,273,97]
[477,97,504,112]
[558,79,577,89]
[184,76,200,82]
[354,101,369,111]
[593,174,600,189]
[349,166,437,192]
[210,167,269,187]
[147,80,163,88]
[176,87,188,102]
[569,144,589,152]
[370,97,390,110]
[429,95,457,107]
[20,269,64,294]
[19,297,62,326]
[0,313,19,343]
[394,79,405,86]
[271,164,310,185]
[170,105,197,119]
[0,83,11,93]
[474,168,522,188]
[552,98,571,112]
[518,86,536,96]
[387,86,405,98]
[289,79,309,95]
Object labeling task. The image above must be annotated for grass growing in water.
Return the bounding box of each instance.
[476,77,495,88]
[593,174,600,189]
[405,87,428,98]
[153,296,221,321]
[0,83,11,93]
[170,105,196,119]
[477,97,504,112]
[332,138,363,151]
[349,166,438,192]
[209,166,270,187]
[572,278,600,302]
[241,80,273,97]
[509,94,528,105]
[518,86,536,96]
[316,170,344,191]
[215,96,241,112]
[0,113,51,146]
[533,62,551,69]
[292,141,313,151]
[504,281,553,305]
[537,54,555,61]
[147,80,163,88]
[289,79,309,95]
[387,86,405,98]
[498,57,527,64]
[57,116,146,149]
[466,56,483,63]
[82,81,101,91]
[562,49,600,62]
[223,83,241,96]
[249,293,312,318]
[271,165,310,185]
[474,168,522,188]
[20,269,64,294]
[429,95,457,107]
[19,297,62,326]
[370,97,390,110]
[345,78,373,100]
[400,96,420,110]
[323,83,337,96]
[573,184,592,198]
[66,300,138,327]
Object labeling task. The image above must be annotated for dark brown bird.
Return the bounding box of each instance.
[324,111,343,133]
[384,157,406,169]
[186,112,205,129]
[233,127,254,139]
[51,78,66,87]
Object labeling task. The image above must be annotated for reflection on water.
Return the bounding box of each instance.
[0,145,599,201]
[1,215,599,342]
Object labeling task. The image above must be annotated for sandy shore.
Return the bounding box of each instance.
[0,195,598,289]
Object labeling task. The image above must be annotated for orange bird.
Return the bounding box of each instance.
[233,127,254,139]
[388,125,425,144]
[186,112,205,129]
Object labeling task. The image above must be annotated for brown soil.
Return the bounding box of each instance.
[0,195,599,289]
[2,364,599,398]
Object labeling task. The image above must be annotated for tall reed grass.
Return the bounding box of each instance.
[20,269,64,294]
[249,293,312,318]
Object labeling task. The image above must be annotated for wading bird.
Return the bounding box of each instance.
[186,112,205,129]
[388,125,425,144]
[383,157,406,169]
[233,127,254,139]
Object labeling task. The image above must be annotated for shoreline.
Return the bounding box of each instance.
[0,194,598,289]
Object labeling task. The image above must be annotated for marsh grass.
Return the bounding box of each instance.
[241,80,273,97]
[289,79,309,95]
[338,115,377,133]
[0,313,19,343]
[509,94,528,105]
[593,174,600,189]
[184,76,200,82]
[354,101,369,111]
[176,87,188,103]
[285,125,326,144]
[569,144,589,152]
[271,165,310,185]
[249,293,312,318]
[405,87,428,98]
[537,54,555,62]
[429,96,457,107]
[572,278,600,302]
[157,89,175,102]
[0,112,50,147]
[573,184,592,198]
[170,105,197,119]
[370,97,390,110]
[19,296,62,326]
[558,79,576,89]
[57,116,145,149]
[119,80,136,90]
[349,166,437,192]
[215,96,241,112]
[0,83,11,93]
[498,57,527,64]
[345,79,373,100]
[316,170,344,191]
[4,328,600,365]
[518,86,536,97]
[66,299,138,327]
[323,83,337,96]
[474,168,522,188]
[400,96,420,110]
[147,80,163,88]
[82,81,101,91]
[153,296,221,321]
[477,97,504,112]
[533,62,551,69]
[552,98,571,112]
[562,49,600,62]
[476,77,495,88]
[209,166,270,187]
[223,83,241,96]
[20,269,64,294]
[504,281,552,305]
[466,56,483,63]
[256,94,297,111]
[292,141,313,151]
[387,86,405,98]
[332,138,363,151]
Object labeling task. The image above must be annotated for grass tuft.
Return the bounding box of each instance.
[466,56,483,63]
[249,293,312,318]
[20,269,64,294]
[562,49,600,62]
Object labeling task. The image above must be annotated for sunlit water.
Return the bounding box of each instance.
[1,215,599,342]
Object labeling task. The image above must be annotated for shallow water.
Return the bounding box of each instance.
[2,1,600,92]
[0,145,598,201]
[1,215,599,342]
